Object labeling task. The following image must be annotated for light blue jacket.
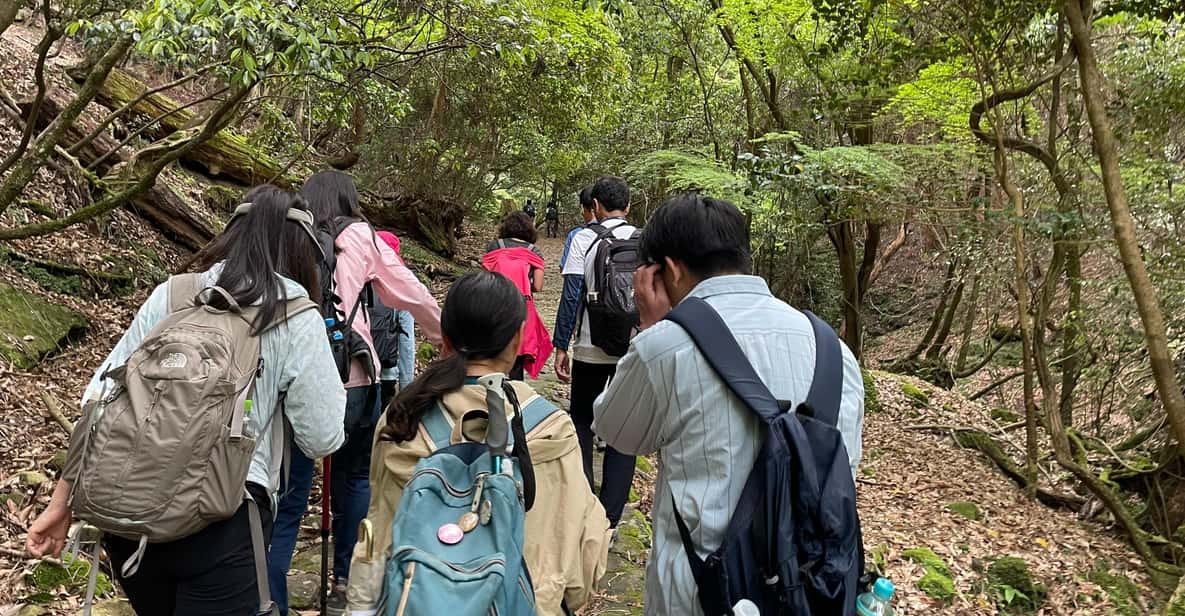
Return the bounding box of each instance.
[82,267,346,500]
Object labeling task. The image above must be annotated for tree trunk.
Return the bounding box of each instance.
[925,278,965,361]
[1064,0,1185,456]
[1059,243,1084,427]
[20,88,218,249]
[995,143,1040,494]
[906,257,959,361]
[70,66,294,188]
[829,220,863,359]
[955,273,982,372]
[867,222,909,286]
[0,35,132,215]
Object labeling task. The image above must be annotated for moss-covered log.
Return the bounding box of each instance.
[951,429,1086,510]
[21,87,219,250]
[365,194,464,257]
[69,66,295,188]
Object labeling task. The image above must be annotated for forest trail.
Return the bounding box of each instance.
[0,224,1162,615]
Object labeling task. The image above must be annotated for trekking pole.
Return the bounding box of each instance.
[320,456,332,616]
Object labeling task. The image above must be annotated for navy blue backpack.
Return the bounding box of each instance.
[666,297,864,616]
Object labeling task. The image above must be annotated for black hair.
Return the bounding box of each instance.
[638,193,752,279]
[497,211,538,244]
[302,170,363,231]
[184,185,322,334]
[381,271,527,442]
[579,186,595,211]
[590,176,629,213]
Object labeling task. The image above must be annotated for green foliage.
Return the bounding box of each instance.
[885,56,980,140]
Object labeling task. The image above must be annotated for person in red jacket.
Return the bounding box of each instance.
[482,211,552,380]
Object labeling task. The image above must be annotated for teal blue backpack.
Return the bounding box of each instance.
[381,374,560,616]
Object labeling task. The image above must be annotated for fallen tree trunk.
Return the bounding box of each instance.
[68,66,295,188]
[21,88,218,250]
[947,428,1086,510]
[365,193,464,257]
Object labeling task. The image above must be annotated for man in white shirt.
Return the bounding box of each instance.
[593,194,864,615]
[552,175,638,528]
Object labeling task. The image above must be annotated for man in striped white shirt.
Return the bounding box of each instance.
[593,194,864,615]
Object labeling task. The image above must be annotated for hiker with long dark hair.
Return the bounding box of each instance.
[27,186,346,615]
[267,170,443,615]
[483,211,551,380]
[344,271,610,616]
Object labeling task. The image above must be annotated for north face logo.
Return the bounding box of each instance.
[160,352,188,369]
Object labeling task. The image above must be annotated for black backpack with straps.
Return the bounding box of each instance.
[318,217,376,386]
[665,297,864,616]
[581,221,642,357]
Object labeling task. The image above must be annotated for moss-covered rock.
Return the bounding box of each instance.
[287,571,321,610]
[946,501,981,521]
[901,382,930,407]
[26,553,113,599]
[0,283,88,369]
[47,449,68,473]
[904,547,950,576]
[863,369,881,414]
[92,599,136,616]
[18,470,49,486]
[987,556,1045,613]
[613,508,652,562]
[904,547,955,603]
[991,408,1020,424]
[919,568,956,602]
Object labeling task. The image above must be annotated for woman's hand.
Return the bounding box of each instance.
[27,503,72,558]
[634,264,672,330]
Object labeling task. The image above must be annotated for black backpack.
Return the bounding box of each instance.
[318,218,376,386]
[665,297,864,616]
[368,295,404,371]
[581,221,642,357]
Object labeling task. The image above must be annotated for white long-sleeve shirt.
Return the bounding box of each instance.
[82,267,346,500]
[593,275,864,616]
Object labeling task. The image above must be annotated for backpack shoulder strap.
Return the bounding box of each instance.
[520,396,561,434]
[166,273,203,313]
[664,297,781,423]
[421,401,453,451]
[802,311,844,427]
[583,223,616,257]
[497,239,507,249]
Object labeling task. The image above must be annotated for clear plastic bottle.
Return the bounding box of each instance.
[856,578,895,616]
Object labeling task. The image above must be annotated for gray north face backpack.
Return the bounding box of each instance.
[63,273,317,615]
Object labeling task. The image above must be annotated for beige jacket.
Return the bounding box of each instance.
[346,381,612,615]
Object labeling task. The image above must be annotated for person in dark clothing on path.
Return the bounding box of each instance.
[551,176,638,529]
[545,199,560,238]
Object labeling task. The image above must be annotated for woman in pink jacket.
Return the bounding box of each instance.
[266,170,442,615]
